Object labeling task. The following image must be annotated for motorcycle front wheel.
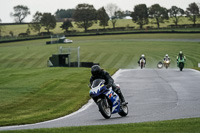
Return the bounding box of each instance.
[98,98,111,119]
[118,104,128,117]
[179,62,184,71]
[140,62,143,69]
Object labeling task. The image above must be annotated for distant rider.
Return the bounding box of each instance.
[177,51,186,65]
[138,54,146,67]
[163,54,171,62]
[90,65,127,105]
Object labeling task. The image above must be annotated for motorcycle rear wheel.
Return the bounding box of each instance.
[98,98,111,119]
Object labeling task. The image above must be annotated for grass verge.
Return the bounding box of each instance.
[1,117,200,133]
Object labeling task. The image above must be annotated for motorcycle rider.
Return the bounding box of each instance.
[138,54,146,67]
[90,65,127,105]
[163,54,171,62]
[177,51,186,65]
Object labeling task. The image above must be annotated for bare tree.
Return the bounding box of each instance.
[10,5,31,23]
[105,3,120,29]
[168,6,184,27]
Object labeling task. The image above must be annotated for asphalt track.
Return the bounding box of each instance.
[1,68,200,131]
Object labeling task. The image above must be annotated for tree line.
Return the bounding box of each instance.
[1,2,200,34]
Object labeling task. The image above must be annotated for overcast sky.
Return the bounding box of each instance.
[0,0,199,23]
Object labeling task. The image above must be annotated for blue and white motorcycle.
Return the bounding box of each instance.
[89,79,128,119]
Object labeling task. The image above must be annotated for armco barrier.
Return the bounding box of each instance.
[1,31,200,44]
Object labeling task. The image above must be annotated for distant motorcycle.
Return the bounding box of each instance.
[163,59,170,69]
[139,58,145,69]
[177,57,185,71]
[89,79,128,119]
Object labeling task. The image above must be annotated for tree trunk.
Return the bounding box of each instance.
[140,24,143,29]
[193,16,196,26]
[156,18,160,29]
[112,23,115,29]
[84,26,87,32]
[175,17,178,28]
[111,19,117,29]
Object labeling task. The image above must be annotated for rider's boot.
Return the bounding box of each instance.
[117,89,127,105]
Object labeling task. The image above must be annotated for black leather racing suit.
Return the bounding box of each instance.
[90,70,125,103]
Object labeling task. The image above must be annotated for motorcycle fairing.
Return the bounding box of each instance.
[89,84,107,98]
[178,57,185,62]
[105,89,120,114]
[89,79,121,114]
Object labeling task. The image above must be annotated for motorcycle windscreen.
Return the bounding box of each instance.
[91,79,105,88]
[90,79,106,97]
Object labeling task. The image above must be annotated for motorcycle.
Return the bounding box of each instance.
[139,58,145,69]
[157,61,163,69]
[89,79,128,119]
[163,59,170,69]
[177,57,185,71]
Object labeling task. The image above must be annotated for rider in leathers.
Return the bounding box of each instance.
[90,65,127,105]
[138,54,146,67]
[163,54,171,62]
[177,51,186,61]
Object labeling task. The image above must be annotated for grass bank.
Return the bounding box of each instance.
[0,33,200,127]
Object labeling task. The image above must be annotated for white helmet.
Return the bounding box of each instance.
[165,54,168,57]
[141,54,145,57]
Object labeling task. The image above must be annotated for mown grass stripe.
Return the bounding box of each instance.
[125,55,138,69]
[113,54,129,68]
[0,53,17,68]
[102,54,118,68]
[186,55,199,67]
[0,53,13,60]
[81,52,95,62]
[96,53,110,67]
[123,54,139,69]
[3,52,29,68]
[24,53,48,68]
[93,52,107,63]
[106,54,123,68]
[18,53,38,68]
[32,53,50,68]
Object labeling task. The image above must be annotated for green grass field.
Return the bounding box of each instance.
[0,33,200,132]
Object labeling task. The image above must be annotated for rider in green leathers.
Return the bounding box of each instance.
[177,51,186,67]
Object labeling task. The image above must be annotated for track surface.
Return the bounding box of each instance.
[1,68,200,131]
